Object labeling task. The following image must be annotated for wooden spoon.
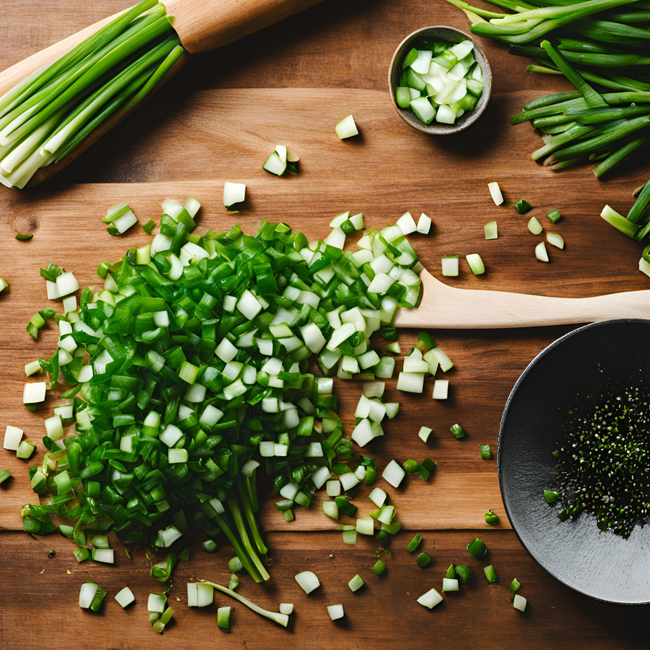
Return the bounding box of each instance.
[395,268,650,329]
[0,0,325,186]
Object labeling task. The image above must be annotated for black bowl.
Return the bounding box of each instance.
[498,319,650,605]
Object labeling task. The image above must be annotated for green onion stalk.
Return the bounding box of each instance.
[0,0,183,189]
[22,204,423,583]
[446,0,650,177]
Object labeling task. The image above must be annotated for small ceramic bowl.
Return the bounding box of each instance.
[388,25,492,135]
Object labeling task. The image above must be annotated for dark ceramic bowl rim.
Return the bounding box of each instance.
[388,25,492,135]
[497,318,650,605]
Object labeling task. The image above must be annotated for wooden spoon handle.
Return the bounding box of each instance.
[164,0,326,54]
[396,283,650,329]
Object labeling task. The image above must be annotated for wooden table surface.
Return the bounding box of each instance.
[1,1,650,648]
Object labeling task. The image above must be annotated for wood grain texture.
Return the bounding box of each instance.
[1,0,650,646]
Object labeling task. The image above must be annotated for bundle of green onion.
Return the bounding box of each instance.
[446,0,650,177]
[22,197,424,583]
[0,0,182,189]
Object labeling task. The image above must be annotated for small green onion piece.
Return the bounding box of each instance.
[445,564,456,579]
[484,565,497,583]
[229,573,239,591]
[15,233,34,241]
[143,220,156,235]
[456,565,472,584]
[96,261,112,278]
[348,574,364,592]
[466,253,486,275]
[407,533,422,552]
[202,540,218,553]
[382,326,399,341]
[386,341,401,355]
[0,278,7,293]
[516,199,532,215]
[416,552,431,568]
[336,114,359,139]
[48,549,56,558]
[450,423,466,439]
[403,459,420,474]
[480,444,491,460]
[419,427,432,443]
[601,204,639,239]
[73,546,90,563]
[0,469,11,485]
[417,332,436,349]
[372,560,386,576]
[484,221,498,240]
[510,577,521,601]
[467,538,488,558]
[16,440,36,459]
[217,606,232,629]
[484,509,499,525]
[228,556,244,573]
[91,534,110,549]
[544,489,559,503]
[547,209,562,223]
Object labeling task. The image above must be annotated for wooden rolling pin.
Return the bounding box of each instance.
[0,0,325,185]
[395,268,650,328]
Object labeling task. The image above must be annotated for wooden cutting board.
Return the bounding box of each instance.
[1,1,650,648]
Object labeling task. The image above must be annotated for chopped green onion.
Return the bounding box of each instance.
[115,586,135,608]
[480,444,491,460]
[441,255,460,277]
[228,556,244,573]
[0,469,11,485]
[419,426,433,443]
[484,221,498,240]
[544,489,559,503]
[407,533,423,552]
[516,199,532,215]
[336,115,359,139]
[442,578,459,592]
[348,574,364,592]
[456,565,472,583]
[484,565,497,583]
[445,564,456,579]
[217,606,232,629]
[484,509,499,525]
[416,552,431,568]
[417,587,443,609]
[202,540,218,553]
[488,182,504,206]
[15,233,34,241]
[467,537,487,558]
[547,209,562,223]
[73,546,90,563]
[143,220,156,234]
[450,423,466,439]
[466,253,486,275]
[373,560,386,576]
[510,577,521,601]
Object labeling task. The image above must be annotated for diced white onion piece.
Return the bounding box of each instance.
[326,479,341,497]
[327,323,356,351]
[112,210,138,234]
[368,487,387,508]
[403,357,429,373]
[432,380,449,400]
[528,217,543,235]
[411,97,436,124]
[417,213,432,234]
[197,583,214,607]
[484,221,498,239]
[327,604,345,621]
[466,253,485,275]
[23,382,46,404]
[77,365,93,383]
[3,425,23,450]
[435,104,458,125]
[300,322,326,353]
[44,415,63,440]
[382,459,406,488]
[223,182,246,208]
[384,401,399,418]
[396,212,417,235]
[160,424,183,447]
[363,381,385,398]
[151,233,172,255]
[56,272,79,298]
[535,241,550,263]
[184,196,201,217]
[488,182,504,206]
[279,603,294,615]
[423,349,439,376]
[397,372,425,393]
[442,578,459,592]
[237,289,262,320]
[216,337,238,363]
[432,348,453,372]
[295,571,320,594]
[356,518,375,535]
[46,280,60,300]
[411,49,433,74]
[311,465,331,490]
[115,587,135,608]
[79,582,98,609]
[161,198,183,219]
[368,273,394,294]
[547,232,565,249]
[419,426,433,442]
[441,256,459,277]
[323,501,339,519]
[417,587,443,609]
[335,115,358,139]
[329,211,350,228]
[263,152,287,176]
[180,242,209,266]
[148,592,167,613]
[639,257,650,278]
[448,40,474,60]
[513,594,527,612]
[340,472,360,491]
[274,443,288,457]
[325,227,346,249]
[93,548,114,564]
[351,419,376,447]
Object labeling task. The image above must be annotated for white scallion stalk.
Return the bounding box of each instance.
[23,382,46,404]
[417,587,443,609]
[488,182,504,206]
[79,582,98,609]
[396,212,417,235]
[484,221,498,240]
[513,594,527,612]
[356,518,375,535]
[223,182,246,209]
[441,255,459,277]
[639,257,650,278]
[535,241,550,263]
[295,571,321,595]
[92,548,114,564]
[546,232,565,249]
[397,372,425,393]
[417,213,432,234]
[279,603,294,615]
[382,459,406,488]
[327,604,345,621]
[466,253,485,275]
[432,379,449,400]
[263,151,287,176]
[528,217,543,235]
[418,426,432,443]
[335,115,358,139]
[3,425,23,450]
[148,592,167,613]
[368,487,387,508]
[115,587,135,608]
[431,348,453,372]
[442,578,459,592]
